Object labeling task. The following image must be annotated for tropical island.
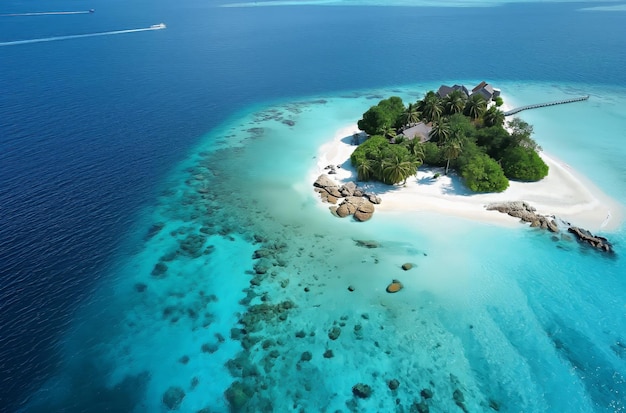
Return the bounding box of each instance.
[312,82,623,242]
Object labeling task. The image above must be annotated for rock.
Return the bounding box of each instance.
[162,386,185,410]
[224,381,252,410]
[354,239,380,249]
[453,389,464,403]
[348,285,355,292]
[413,400,430,413]
[340,182,357,197]
[252,249,273,259]
[178,355,189,364]
[295,330,306,338]
[366,193,382,204]
[420,388,433,399]
[323,349,334,358]
[386,280,403,293]
[388,379,400,390]
[354,200,375,222]
[328,326,341,340]
[178,234,207,258]
[300,351,312,362]
[313,174,341,198]
[401,263,413,271]
[253,259,271,274]
[201,343,218,353]
[336,202,353,218]
[352,383,372,399]
[151,262,168,277]
[568,226,613,253]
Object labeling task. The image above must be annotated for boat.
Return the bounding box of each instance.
[150,23,166,29]
[89,9,95,13]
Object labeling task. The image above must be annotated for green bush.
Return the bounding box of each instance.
[501,146,549,181]
[459,152,509,192]
[422,142,445,166]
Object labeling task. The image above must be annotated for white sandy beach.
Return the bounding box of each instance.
[311,124,624,232]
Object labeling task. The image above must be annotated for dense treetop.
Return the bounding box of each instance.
[352,89,548,192]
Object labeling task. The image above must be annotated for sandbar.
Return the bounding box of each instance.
[310,124,624,232]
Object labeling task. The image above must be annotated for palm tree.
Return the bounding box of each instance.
[356,159,374,181]
[404,139,425,162]
[381,155,417,185]
[419,93,443,123]
[379,124,397,140]
[465,94,487,120]
[441,130,464,175]
[483,106,505,127]
[428,119,451,143]
[401,103,421,127]
[443,90,466,116]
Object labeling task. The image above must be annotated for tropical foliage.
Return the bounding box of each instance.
[350,135,423,185]
[353,89,547,192]
[357,97,406,136]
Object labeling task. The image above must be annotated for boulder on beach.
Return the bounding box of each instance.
[354,200,375,222]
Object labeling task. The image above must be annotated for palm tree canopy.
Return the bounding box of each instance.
[443,90,466,116]
[428,119,451,143]
[465,94,487,120]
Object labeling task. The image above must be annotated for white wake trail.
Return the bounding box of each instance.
[0,10,94,17]
[0,25,166,47]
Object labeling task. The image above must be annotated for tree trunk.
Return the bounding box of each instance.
[445,158,450,175]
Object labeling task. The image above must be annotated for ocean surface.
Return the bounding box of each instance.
[1,0,626,412]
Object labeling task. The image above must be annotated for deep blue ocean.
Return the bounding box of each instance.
[1,1,626,412]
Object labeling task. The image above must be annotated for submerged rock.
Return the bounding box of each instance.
[386,280,403,293]
[328,326,341,340]
[162,386,185,410]
[401,263,413,271]
[388,379,400,390]
[323,349,334,358]
[354,239,380,249]
[151,262,168,277]
[352,383,372,399]
[225,381,252,410]
[420,388,433,399]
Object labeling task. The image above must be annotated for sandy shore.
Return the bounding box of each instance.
[311,124,624,232]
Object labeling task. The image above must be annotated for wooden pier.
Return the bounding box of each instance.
[503,95,589,117]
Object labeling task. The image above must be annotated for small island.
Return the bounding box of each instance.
[312,82,622,252]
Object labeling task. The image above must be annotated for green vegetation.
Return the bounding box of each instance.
[353,89,548,192]
[350,135,423,185]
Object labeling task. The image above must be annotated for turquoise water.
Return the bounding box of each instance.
[23,82,626,412]
[2,1,626,411]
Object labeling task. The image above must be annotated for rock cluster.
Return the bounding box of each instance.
[486,201,558,232]
[487,201,614,254]
[313,174,381,222]
[568,226,613,253]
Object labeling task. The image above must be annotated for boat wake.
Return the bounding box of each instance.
[0,10,95,17]
[0,24,166,47]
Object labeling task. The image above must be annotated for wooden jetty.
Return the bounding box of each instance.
[503,95,589,117]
